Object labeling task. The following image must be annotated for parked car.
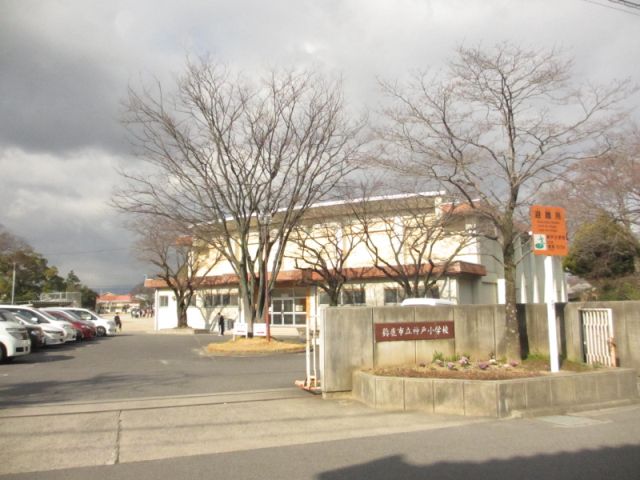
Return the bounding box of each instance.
[0,310,44,349]
[0,311,31,362]
[57,308,117,336]
[0,305,77,343]
[42,308,97,340]
[5,310,66,346]
[400,298,456,306]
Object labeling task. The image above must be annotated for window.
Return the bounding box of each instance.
[341,285,366,305]
[203,292,237,308]
[318,291,330,305]
[384,288,405,305]
[159,295,169,307]
[271,296,307,326]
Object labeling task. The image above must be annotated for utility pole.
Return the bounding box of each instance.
[11,262,16,304]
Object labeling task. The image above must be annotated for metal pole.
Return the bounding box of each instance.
[11,262,16,304]
[265,225,271,342]
[545,255,560,372]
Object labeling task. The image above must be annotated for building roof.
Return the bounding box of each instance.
[97,293,140,303]
[144,261,486,290]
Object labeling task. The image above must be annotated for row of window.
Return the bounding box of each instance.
[159,286,441,308]
[158,292,238,308]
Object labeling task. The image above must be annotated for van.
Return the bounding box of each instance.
[400,298,456,306]
[0,313,31,362]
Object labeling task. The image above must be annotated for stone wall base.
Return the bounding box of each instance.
[352,368,639,418]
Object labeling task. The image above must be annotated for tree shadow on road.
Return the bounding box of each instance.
[0,371,205,408]
[318,446,640,480]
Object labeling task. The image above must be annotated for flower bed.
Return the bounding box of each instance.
[371,356,592,381]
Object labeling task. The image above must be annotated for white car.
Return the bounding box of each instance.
[10,311,66,346]
[0,312,31,362]
[57,308,117,336]
[0,305,77,343]
[400,298,456,306]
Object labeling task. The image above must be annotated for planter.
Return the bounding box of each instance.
[352,368,639,418]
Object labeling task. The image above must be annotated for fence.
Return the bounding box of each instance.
[579,308,616,367]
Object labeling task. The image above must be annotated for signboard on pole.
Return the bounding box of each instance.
[530,204,568,373]
[530,205,568,256]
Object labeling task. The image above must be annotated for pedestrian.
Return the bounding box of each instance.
[215,311,225,336]
[114,314,122,332]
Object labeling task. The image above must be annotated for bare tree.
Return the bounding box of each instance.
[133,217,222,328]
[375,43,634,358]
[287,215,366,306]
[115,58,364,333]
[353,193,476,300]
[545,128,640,234]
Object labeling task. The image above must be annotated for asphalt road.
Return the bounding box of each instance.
[1,329,639,479]
[1,404,639,480]
[0,332,307,407]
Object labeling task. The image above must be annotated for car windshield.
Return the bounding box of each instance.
[59,310,83,321]
[46,310,72,321]
[0,310,21,323]
[40,310,65,322]
[70,310,97,321]
[10,311,40,325]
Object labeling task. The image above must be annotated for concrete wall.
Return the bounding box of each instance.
[323,304,512,394]
[353,368,639,417]
[322,307,375,392]
[564,301,640,373]
[322,301,640,394]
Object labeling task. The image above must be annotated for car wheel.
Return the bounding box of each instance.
[0,344,5,363]
[97,326,106,336]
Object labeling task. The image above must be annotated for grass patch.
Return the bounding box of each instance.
[206,337,306,355]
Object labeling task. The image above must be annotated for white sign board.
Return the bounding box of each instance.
[234,323,248,336]
[233,322,267,337]
[253,323,267,337]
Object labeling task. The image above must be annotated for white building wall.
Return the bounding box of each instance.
[156,291,177,330]
[151,198,568,330]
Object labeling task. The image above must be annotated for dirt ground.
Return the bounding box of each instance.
[206,337,306,355]
[371,357,598,381]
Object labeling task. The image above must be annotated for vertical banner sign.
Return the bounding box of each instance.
[530,205,568,373]
[530,205,568,256]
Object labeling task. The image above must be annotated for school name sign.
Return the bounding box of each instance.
[374,321,455,342]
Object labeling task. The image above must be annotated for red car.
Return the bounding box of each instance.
[44,309,97,340]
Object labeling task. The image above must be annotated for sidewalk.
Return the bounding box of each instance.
[0,388,485,475]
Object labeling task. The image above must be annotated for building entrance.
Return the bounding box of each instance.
[270,289,307,326]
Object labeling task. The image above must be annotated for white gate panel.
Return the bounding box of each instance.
[580,308,616,367]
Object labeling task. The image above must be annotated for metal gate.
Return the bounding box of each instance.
[579,308,616,367]
[295,312,322,393]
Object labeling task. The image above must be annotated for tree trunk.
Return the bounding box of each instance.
[329,289,340,307]
[502,250,522,360]
[177,299,189,328]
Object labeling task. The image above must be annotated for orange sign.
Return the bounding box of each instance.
[530,205,568,256]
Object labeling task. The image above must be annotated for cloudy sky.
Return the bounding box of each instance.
[1,0,638,292]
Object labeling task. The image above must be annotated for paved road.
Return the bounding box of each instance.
[1,328,639,479]
[0,330,306,407]
[1,400,639,479]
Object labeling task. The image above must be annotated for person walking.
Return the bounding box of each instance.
[215,311,225,336]
[114,314,122,332]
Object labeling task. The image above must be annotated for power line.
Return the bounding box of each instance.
[609,0,640,10]
[41,247,131,257]
[581,0,640,16]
